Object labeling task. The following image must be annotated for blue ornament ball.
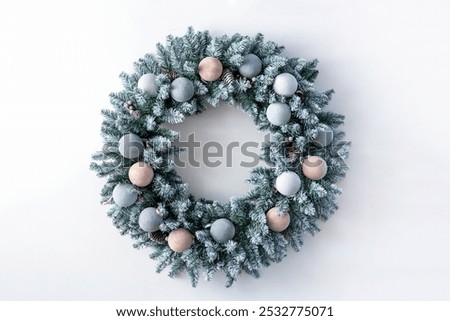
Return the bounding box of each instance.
[312,125,334,147]
[118,133,144,159]
[112,183,138,207]
[266,102,291,126]
[275,171,301,196]
[170,77,195,102]
[239,54,263,78]
[273,73,298,97]
[210,218,235,243]
[137,73,158,96]
[138,207,163,232]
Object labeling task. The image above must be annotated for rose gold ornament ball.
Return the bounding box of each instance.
[168,228,194,253]
[266,207,290,232]
[198,57,223,82]
[302,156,328,180]
[128,162,154,187]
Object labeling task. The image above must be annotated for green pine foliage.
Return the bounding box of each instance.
[90,27,350,287]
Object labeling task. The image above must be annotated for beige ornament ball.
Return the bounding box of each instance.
[266,207,290,232]
[302,156,328,180]
[198,57,223,82]
[128,162,154,187]
[168,228,194,253]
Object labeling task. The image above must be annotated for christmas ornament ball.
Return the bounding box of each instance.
[138,207,162,232]
[266,102,291,126]
[276,171,301,196]
[302,156,328,180]
[137,73,158,96]
[168,228,194,253]
[198,57,223,82]
[210,218,235,243]
[312,125,334,147]
[118,133,144,159]
[112,183,138,207]
[266,207,290,232]
[128,162,154,187]
[273,73,298,97]
[170,77,195,102]
[239,54,263,78]
[91,28,352,287]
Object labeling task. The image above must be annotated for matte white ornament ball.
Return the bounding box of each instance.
[312,125,334,147]
[210,218,235,243]
[112,183,138,207]
[118,133,144,159]
[128,162,154,187]
[302,156,328,180]
[198,57,223,82]
[170,77,195,102]
[266,102,291,126]
[168,228,194,253]
[239,54,263,78]
[137,73,158,96]
[138,207,162,232]
[266,207,290,232]
[273,73,298,97]
[276,171,301,196]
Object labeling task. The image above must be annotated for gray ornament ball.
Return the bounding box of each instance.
[210,218,235,243]
[266,102,291,126]
[112,183,138,207]
[312,125,334,147]
[170,77,195,102]
[239,54,263,78]
[138,207,163,232]
[137,73,158,96]
[273,73,298,97]
[118,133,144,159]
[276,171,302,196]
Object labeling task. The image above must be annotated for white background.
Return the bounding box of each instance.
[1,0,450,300]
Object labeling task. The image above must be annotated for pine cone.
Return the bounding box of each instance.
[285,141,299,163]
[295,89,305,101]
[149,230,168,244]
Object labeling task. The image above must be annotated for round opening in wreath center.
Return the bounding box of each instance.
[164,102,269,203]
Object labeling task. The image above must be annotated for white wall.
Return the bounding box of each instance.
[1,0,450,300]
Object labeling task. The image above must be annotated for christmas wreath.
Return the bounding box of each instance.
[90,28,350,287]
